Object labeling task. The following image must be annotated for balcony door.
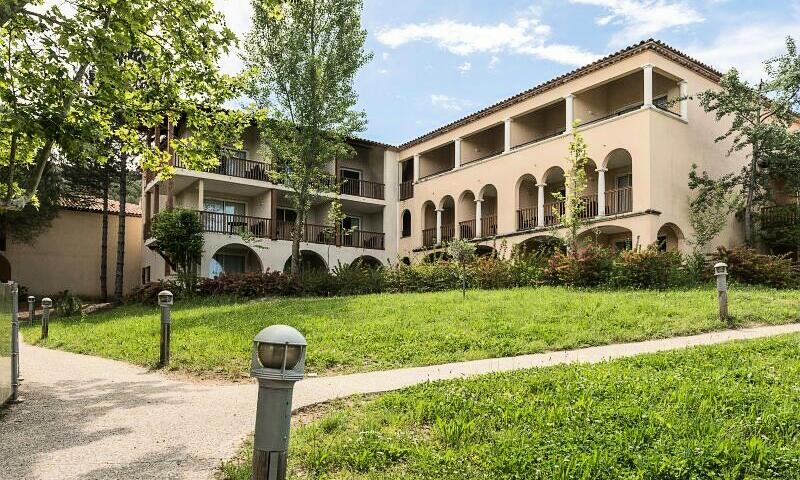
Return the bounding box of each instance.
[204,199,245,216]
[340,168,361,196]
[341,215,361,247]
[203,199,246,234]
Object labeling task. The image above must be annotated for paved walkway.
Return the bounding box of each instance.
[2,323,800,479]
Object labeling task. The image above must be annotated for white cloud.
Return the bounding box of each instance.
[686,23,800,82]
[570,0,704,46]
[430,94,472,111]
[376,12,599,66]
[458,61,472,73]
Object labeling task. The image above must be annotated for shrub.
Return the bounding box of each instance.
[197,270,301,298]
[714,247,800,288]
[54,290,82,316]
[129,280,184,305]
[611,246,690,289]
[542,244,614,287]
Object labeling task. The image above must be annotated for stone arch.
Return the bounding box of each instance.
[516,235,565,257]
[516,174,539,230]
[602,149,633,215]
[424,251,451,263]
[282,250,327,274]
[577,225,633,251]
[209,243,263,278]
[656,223,685,252]
[478,184,498,236]
[421,200,438,247]
[439,195,456,242]
[352,255,383,269]
[458,190,477,239]
[475,245,497,258]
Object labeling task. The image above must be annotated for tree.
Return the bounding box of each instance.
[697,36,800,245]
[151,208,204,290]
[553,121,590,251]
[1,1,246,211]
[446,238,476,298]
[245,0,372,276]
[687,165,743,253]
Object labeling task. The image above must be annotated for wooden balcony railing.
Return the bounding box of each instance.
[605,187,632,215]
[459,219,476,239]
[176,155,271,181]
[543,201,565,226]
[761,204,800,229]
[580,194,599,219]
[274,220,384,249]
[399,180,414,201]
[422,227,436,247]
[480,216,498,237]
[341,178,385,200]
[441,224,455,243]
[199,211,272,238]
[517,207,537,231]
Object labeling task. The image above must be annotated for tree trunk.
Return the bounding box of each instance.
[113,158,127,304]
[100,162,110,301]
[291,207,304,277]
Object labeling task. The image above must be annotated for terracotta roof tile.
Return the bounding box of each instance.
[60,198,142,217]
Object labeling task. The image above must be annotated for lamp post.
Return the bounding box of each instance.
[714,262,729,323]
[250,325,307,480]
[41,297,52,339]
[158,291,173,366]
[27,295,35,325]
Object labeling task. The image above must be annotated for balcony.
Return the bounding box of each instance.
[399,180,414,201]
[200,211,272,238]
[340,178,385,200]
[461,124,504,165]
[761,204,799,229]
[419,142,455,179]
[511,100,566,149]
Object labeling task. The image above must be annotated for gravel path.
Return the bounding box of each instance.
[2,323,799,479]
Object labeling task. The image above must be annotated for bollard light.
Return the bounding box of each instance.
[250,325,307,480]
[714,262,729,323]
[27,295,35,325]
[158,290,173,366]
[41,297,52,339]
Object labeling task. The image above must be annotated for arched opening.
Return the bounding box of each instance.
[516,235,565,257]
[424,251,451,263]
[475,245,497,258]
[458,190,477,239]
[542,167,566,226]
[603,149,633,215]
[422,201,437,247]
[282,250,327,274]
[352,255,383,269]
[580,159,600,218]
[657,223,685,252]
[0,254,11,282]
[516,174,538,231]
[401,209,411,238]
[577,225,633,251]
[439,195,456,243]
[478,185,498,236]
[210,244,263,278]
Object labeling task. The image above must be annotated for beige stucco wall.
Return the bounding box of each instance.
[4,210,143,299]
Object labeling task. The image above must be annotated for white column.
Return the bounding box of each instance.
[454,138,462,169]
[643,64,654,107]
[413,154,420,182]
[596,168,607,217]
[564,94,574,131]
[679,81,689,120]
[504,118,512,152]
[475,199,483,237]
[197,179,204,210]
[536,183,546,227]
[435,209,443,244]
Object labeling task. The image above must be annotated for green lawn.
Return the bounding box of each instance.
[221,334,800,479]
[20,286,800,379]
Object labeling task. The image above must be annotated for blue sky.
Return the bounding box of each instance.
[217,0,800,145]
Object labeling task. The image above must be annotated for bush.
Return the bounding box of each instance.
[54,290,83,316]
[197,270,301,298]
[714,247,800,288]
[129,280,185,305]
[611,246,690,289]
[542,244,614,287]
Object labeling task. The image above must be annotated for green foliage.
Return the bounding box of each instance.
[610,246,689,289]
[696,36,800,243]
[687,165,743,251]
[446,239,476,297]
[53,290,82,317]
[150,208,204,287]
[129,279,185,305]
[1,0,246,209]
[552,122,590,249]
[21,286,800,379]
[542,244,615,287]
[245,0,371,275]
[220,334,800,479]
[714,246,800,288]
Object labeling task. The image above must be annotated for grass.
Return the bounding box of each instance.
[20,285,800,379]
[221,334,800,479]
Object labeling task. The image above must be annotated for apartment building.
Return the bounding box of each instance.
[141,39,755,279]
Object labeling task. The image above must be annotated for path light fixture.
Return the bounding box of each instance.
[27,295,35,325]
[41,297,52,339]
[157,290,173,366]
[250,325,307,480]
[714,262,729,323]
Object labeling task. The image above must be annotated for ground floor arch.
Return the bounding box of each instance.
[352,255,383,269]
[657,223,685,252]
[209,244,263,278]
[578,225,633,251]
[283,250,328,274]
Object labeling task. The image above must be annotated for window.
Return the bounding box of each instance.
[276,208,297,223]
[204,199,246,216]
[342,215,361,231]
[401,210,411,237]
[142,266,151,284]
[340,168,362,196]
[210,253,246,278]
[616,173,632,190]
